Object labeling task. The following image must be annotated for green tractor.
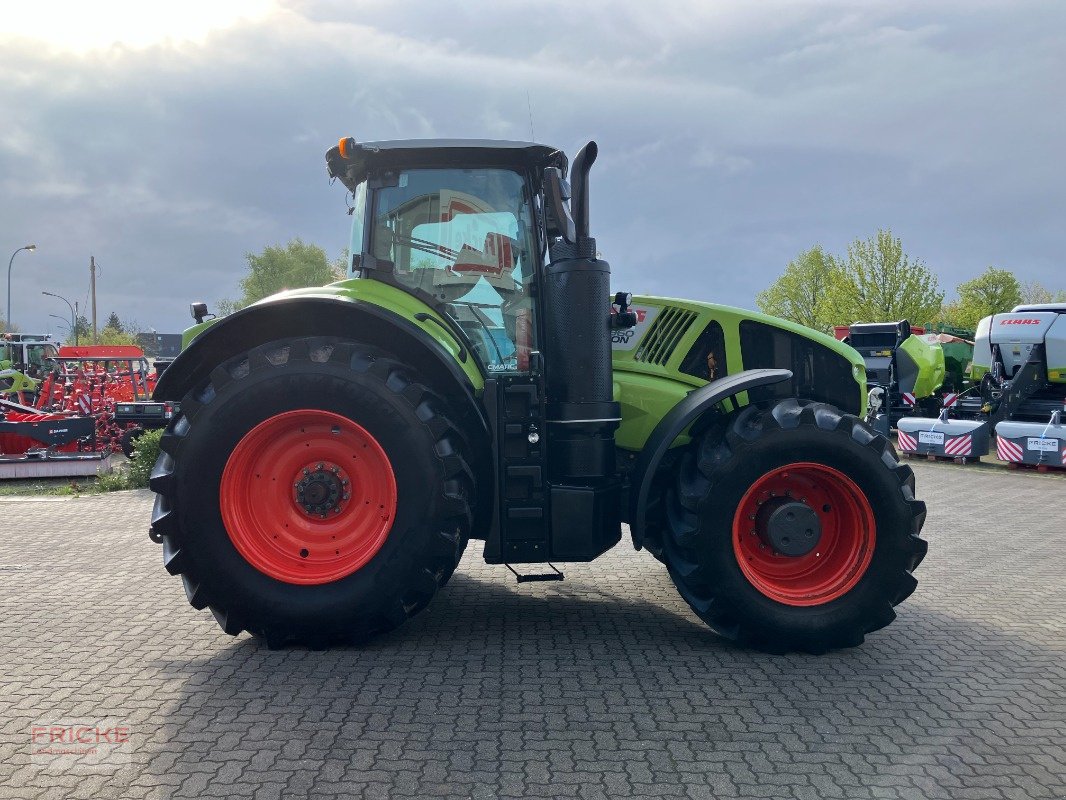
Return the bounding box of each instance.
[150,138,927,653]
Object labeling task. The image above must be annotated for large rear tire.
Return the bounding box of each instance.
[150,337,474,647]
[662,398,927,653]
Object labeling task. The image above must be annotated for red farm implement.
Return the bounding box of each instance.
[0,396,108,478]
[34,345,172,457]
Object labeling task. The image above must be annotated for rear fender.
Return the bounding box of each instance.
[628,368,792,549]
[153,295,494,537]
[155,295,478,410]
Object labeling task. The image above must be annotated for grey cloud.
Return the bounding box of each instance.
[1,0,1063,335]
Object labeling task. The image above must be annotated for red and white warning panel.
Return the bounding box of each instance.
[896,416,990,461]
[994,419,1066,467]
[902,392,917,406]
[943,433,973,457]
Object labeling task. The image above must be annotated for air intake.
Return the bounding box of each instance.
[634,306,697,365]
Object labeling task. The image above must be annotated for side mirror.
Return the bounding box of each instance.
[542,167,576,244]
[190,302,212,324]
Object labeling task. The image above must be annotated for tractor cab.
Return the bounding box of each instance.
[327,139,568,374]
[327,138,628,566]
[1,333,59,377]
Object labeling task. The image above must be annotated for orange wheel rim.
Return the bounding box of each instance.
[732,462,876,606]
[219,409,397,585]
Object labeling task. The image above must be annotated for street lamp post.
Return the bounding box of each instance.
[49,314,73,338]
[42,290,77,345]
[7,244,37,330]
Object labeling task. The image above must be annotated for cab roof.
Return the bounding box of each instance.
[326,138,567,191]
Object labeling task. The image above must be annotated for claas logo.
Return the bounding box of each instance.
[1000,318,1041,325]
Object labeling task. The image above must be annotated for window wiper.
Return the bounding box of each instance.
[389,232,459,262]
[450,301,507,366]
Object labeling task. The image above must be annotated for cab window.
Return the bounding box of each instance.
[370,168,537,373]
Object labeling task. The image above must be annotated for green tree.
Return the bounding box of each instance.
[943,267,1022,331]
[218,239,344,314]
[64,315,92,346]
[823,230,943,325]
[1021,281,1066,305]
[755,245,838,333]
[97,326,139,346]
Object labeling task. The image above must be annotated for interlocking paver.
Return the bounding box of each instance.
[1,462,1064,799]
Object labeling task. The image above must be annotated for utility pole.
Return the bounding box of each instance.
[90,255,98,344]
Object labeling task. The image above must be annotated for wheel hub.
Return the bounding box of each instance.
[220,409,396,585]
[732,463,876,606]
[294,462,350,517]
[756,498,822,557]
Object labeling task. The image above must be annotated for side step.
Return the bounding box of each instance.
[505,563,564,583]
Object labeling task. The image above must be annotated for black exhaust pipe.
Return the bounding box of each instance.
[541,140,622,560]
[569,141,597,253]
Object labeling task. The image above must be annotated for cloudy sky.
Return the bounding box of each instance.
[1,0,1063,335]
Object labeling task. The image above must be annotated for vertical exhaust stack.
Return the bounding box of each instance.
[541,141,622,559]
[569,142,597,258]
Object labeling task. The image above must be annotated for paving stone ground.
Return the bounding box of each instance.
[1,461,1064,799]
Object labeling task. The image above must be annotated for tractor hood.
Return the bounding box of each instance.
[609,296,868,451]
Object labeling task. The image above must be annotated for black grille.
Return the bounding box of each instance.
[634,307,697,366]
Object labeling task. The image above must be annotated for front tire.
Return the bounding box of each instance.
[150,337,474,647]
[662,398,927,653]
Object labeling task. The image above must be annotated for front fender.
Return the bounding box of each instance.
[628,368,792,549]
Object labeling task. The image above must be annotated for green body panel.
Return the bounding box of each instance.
[897,334,945,398]
[181,320,216,351]
[0,368,39,395]
[181,279,484,390]
[611,296,867,451]
[612,371,691,451]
